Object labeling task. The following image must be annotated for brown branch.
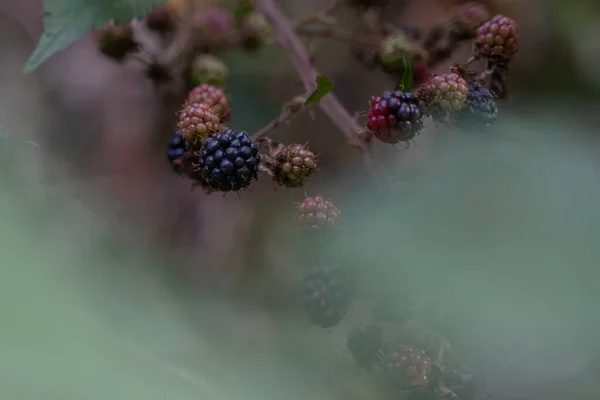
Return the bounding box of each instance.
[254,0,367,153]
[251,95,309,141]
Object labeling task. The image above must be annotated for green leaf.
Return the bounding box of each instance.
[395,52,413,92]
[0,126,40,149]
[24,0,164,73]
[304,76,333,105]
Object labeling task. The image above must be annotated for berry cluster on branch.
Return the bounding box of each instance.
[94,1,519,399]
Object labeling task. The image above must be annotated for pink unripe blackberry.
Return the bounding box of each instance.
[451,2,491,35]
[296,195,341,232]
[474,14,519,64]
[273,144,317,188]
[187,84,231,123]
[177,102,221,143]
[384,345,432,387]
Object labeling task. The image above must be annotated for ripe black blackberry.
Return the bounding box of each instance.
[346,325,384,369]
[197,129,260,192]
[303,264,355,328]
[455,81,498,130]
[367,91,424,144]
[166,130,188,173]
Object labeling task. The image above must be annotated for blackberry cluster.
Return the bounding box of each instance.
[367,91,424,144]
[296,195,341,232]
[197,129,260,192]
[272,143,317,188]
[455,81,498,130]
[347,325,384,369]
[474,15,519,64]
[303,264,355,328]
[384,345,432,387]
[177,102,221,143]
[187,84,231,123]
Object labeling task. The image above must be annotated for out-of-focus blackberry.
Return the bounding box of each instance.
[367,91,424,144]
[187,84,231,123]
[418,73,468,122]
[96,23,138,61]
[450,2,491,37]
[239,12,272,52]
[383,344,432,387]
[346,325,385,369]
[188,55,229,88]
[166,130,188,173]
[296,195,341,232]
[473,15,519,64]
[455,81,498,130]
[197,129,261,192]
[192,7,237,53]
[177,102,221,144]
[145,4,174,35]
[378,32,429,73]
[272,143,317,188]
[303,264,355,328]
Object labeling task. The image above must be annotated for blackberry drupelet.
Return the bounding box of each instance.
[367,91,424,144]
[303,264,355,328]
[347,325,385,369]
[197,129,260,192]
[455,81,498,130]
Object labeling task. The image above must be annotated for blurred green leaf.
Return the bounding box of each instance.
[24,0,163,73]
[304,76,333,105]
[395,52,412,92]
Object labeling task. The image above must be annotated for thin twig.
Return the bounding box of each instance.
[252,103,309,140]
[292,0,341,28]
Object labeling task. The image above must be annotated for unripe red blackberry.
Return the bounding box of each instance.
[272,143,317,188]
[96,23,137,61]
[239,12,273,52]
[188,55,229,88]
[473,15,519,64]
[145,4,174,35]
[418,73,468,121]
[451,2,491,36]
[367,91,424,144]
[187,84,231,123]
[192,7,237,53]
[378,33,428,73]
[347,325,385,369]
[384,345,432,387]
[296,195,341,232]
[303,264,355,328]
[455,81,498,130]
[177,102,221,143]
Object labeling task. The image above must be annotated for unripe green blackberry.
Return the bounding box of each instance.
[474,15,519,64]
[451,2,491,36]
[296,195,341,232]
[272,143,317,188]
[383,345,432,387]
[303,264,355,328]
[193,7,237,53]
[187,84,231,123]
[239,12,273,52]
[418,73,468,121]
[378,33,428,72]
[177,102,221,144]
[346,325,384,369]
[96,23,137,61]
[188,55,229,88]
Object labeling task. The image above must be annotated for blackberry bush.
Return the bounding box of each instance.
[197,129,260,192]
[24,2,522,399]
